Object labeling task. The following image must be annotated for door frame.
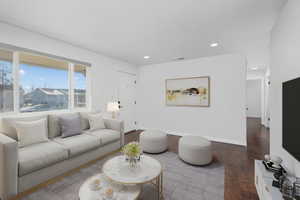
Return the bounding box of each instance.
[117,70,137,132]
[246,77,269,126]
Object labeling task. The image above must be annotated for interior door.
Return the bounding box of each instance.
[246,79,262,118]
[118,72,137,132]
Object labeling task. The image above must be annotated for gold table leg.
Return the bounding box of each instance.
[156,172,164,200]
[138,172,164,200]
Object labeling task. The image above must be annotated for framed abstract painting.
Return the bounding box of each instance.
[166,76,210,107]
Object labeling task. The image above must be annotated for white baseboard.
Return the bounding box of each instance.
[140,127,246,146]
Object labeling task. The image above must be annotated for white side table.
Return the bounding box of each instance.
[103,155,163,200]
[79,173,141,200]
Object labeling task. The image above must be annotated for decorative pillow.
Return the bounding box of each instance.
[15,118,49,148]
[88,113,106,131]
[60,113,82,138]
[48,112,79,138]
[80,111,102,130]
[1,115,47,140]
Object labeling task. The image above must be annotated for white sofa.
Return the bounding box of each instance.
[0,112,124,200]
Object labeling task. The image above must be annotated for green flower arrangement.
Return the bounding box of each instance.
[122,142,141,158]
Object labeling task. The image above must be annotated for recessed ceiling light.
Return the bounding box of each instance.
[210,42,219,47]
[174,57,185,61]
[251,67,258,70]
[144,56,150,59]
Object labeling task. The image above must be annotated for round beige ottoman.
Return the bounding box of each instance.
[140,130,168,153]
[178,136,212,165]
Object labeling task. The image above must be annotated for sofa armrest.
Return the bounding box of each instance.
[0,133,18,200]
[103,119,125,146]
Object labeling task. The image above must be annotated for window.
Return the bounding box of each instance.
[19,53,69,112]
[0,47,90,114]
[0,49,13,113]
[74,64,87,108]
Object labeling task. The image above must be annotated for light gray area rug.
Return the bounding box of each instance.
[21,152,224,200]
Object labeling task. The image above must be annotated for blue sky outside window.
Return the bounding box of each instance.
[20,63,68,92]
[20,63,85,93]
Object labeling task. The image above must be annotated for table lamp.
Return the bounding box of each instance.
[107,102,119,119]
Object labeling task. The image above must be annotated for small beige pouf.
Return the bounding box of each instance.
[178,136,212,165]
[139,130,168,153]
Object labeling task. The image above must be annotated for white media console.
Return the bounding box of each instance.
[255,160,283,200]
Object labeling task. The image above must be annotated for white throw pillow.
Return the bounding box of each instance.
[88,113,106,131]
[15,118,49,148]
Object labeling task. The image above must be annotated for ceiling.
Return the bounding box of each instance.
[0,0,286,66]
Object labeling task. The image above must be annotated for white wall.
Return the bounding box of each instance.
[270,0,300,175]
[247,69,266,80]
[243,35,270,70]
[246,80,261,118]
[137,54,247,146]
[0,22,137,113]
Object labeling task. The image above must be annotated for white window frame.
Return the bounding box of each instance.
[68,63,75,110]
[12,51,20,113]
[85,66,92,111]
[72,63,91,111]
[0,49,91,115]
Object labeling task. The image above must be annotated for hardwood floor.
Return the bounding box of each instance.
[125,117,269,200]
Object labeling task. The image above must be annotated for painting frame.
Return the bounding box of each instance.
[165,76,210,107]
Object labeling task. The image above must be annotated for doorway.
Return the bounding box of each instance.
[246,77,270,127]
[246,79,262,120]
[117,71,137,132]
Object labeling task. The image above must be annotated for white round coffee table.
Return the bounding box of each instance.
[102,155,163,199]
[79,173,141,200]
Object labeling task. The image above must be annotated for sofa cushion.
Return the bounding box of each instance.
[18,141,68,176]
[79,111,101,130]
[48,112,79,139]
[0,115,47,140]
[15,118,49,147]
[79,112,91,130]
[60,113,82,138]
[88,113,106,131]
[53,134,100,157]
[87,129,120,146]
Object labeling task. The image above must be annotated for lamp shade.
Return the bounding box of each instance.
[107,102,119,112]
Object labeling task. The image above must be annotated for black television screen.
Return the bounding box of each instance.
[283,77,300,161]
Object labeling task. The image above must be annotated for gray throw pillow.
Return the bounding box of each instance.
[60,113,82,138]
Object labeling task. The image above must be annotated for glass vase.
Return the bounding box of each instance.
[128,156,138,168]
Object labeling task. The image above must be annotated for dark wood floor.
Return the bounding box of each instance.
[125,118,269,200]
